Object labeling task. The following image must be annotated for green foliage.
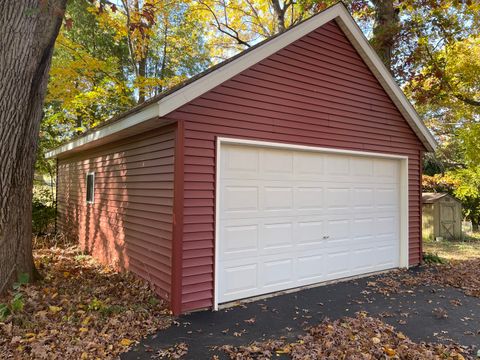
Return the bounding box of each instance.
[0,303,9,321]
[88,298,107,312]
[423,153,445,176]
[37,0,213,179]
[32,182,56,235]
[447,167,480,229]
[422,252,446,265]
[423,168,480,230]
[0,274,28,321]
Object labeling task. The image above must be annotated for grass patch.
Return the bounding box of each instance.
[423,237,480,261]
[422,252,446,264]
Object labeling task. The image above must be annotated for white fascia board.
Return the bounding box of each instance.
[45,102,159,158]
[334,11,437,152]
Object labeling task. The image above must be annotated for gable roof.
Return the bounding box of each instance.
[46,2,436,159]
[422,192,461,204]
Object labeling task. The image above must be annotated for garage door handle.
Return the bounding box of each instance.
[323,236,330,239]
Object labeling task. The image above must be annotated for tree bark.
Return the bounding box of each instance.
[138,56,147,104]
[270,0,287,33]
[472,219,479,232]
[0,0,66,293]
[371,0,399,72]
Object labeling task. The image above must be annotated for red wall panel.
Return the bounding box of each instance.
[57,126,176,302]
[168,20,426,313]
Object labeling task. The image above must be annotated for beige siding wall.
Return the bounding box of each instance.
[422,204,434,241]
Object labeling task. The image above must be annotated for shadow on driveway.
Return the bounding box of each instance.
[122,267,480,359]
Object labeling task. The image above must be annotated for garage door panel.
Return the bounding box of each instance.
[295,187,324,210]
[221,223,258,257]
[377,216,397,234]
[264,187,293,210]
[326,218,350,240]
[297,220,325,245]
[325,154,350,175]
[325,251,351,277]
[325,187,350,209]
[222,145,259,179]
[223,186,259,213]
[376,245,397,266]
[222,263,258,298]
[262,150,294,177]
[218,144,401,304]
[376,187,399,208]
[351,158,374,176]
[352,217,374,237]
[374,159,398,178]
[294,152,324,179]
[297,254,325,281]
[262,259,294,287]
[352,188,375,209]
[262,222,294,250]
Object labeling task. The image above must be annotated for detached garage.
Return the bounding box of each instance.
[47,3,436,315]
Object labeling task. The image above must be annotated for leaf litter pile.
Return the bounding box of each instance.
[221,312,470,360]
[221,259,480,360]
[366,259,480,298]
[0,245,171,359]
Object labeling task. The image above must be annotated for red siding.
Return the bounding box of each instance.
[168,20,426,312]
[57,126,176,302]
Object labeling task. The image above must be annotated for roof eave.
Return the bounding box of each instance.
[45,102,160,159]
[46,2,436,158]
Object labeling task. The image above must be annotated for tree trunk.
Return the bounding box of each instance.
[0,0,66,294]
[271,0,286,33]
[371,0,399,72]
[472,219,479,232]
[138,56,147,104]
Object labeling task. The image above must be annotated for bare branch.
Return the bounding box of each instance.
[199,0,251,48]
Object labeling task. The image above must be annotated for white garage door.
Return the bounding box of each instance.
[217,142,402,304]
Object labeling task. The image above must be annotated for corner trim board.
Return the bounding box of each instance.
[171,120,185,315]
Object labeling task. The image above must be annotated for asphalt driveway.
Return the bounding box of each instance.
[122,267,480,359]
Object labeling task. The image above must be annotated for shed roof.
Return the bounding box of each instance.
[422,192,461,204]
[46,2,437,159]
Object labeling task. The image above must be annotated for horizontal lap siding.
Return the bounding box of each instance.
[57,127,175,302]
[169,20,425,313]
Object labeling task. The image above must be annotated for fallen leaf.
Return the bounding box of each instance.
[48,306,62,314]
[244,317,256,324]
[384,346,396,356]
[120,338,134,347]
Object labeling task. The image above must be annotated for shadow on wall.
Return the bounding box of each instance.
[58,128,175,302]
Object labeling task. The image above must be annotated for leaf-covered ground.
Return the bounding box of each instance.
[218,259,480,360]
[221,312,470,360]
[0,246,171,359]
[367,259,480,299]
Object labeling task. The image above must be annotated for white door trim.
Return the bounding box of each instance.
[214,137,409,310]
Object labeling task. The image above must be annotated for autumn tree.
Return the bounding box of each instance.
[37,0,212,173]
[91,0,211,103]
[0,0,67,293]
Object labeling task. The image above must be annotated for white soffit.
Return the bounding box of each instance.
[47,2,436,158]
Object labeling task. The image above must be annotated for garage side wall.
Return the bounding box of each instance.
[166,20,426,313]
[57,126,176,302]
